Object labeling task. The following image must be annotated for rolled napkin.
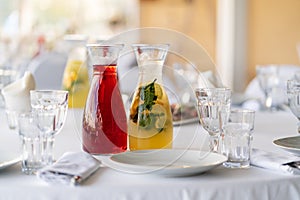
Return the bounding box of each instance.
[37,152,101,186]
[2,71,36,129]
[2,71,35,112]
[251,148,300,175]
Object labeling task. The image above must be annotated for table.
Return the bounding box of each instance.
[1,109,300,200]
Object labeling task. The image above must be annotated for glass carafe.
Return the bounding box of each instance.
[83,44,127,155]
[62,37,90,108]
[128,44,173,150]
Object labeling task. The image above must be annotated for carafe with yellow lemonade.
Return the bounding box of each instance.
[62,44,90,108]
[128,44,173,150]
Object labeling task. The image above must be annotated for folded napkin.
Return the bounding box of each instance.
[251,148,300,175]
[37,152,101,186]
[2,71,35,112]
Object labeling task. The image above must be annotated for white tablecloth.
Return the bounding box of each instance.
[1,109,300,200]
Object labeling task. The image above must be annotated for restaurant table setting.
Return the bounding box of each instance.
[1,110,300,199]
[1,42,300,200]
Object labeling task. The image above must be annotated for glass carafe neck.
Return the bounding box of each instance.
[132,44,169,85]
[138,61,163,84]
[93,64,117,75]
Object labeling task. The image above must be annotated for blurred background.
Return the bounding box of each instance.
[0,0,300,93]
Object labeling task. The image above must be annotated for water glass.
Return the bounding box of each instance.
[18,112,55,175]
[195,88,231,152]
[220,109,255,168]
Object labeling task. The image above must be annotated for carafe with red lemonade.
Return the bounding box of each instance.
[82,44,127,155]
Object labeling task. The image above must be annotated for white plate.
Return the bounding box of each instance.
[101,149,227,177]
[0,152,21,170]
[273,136,300,156]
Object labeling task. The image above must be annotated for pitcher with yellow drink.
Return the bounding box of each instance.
[62,37,90,108]
[128,44,173,150]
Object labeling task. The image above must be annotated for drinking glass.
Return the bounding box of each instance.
[256,65,280,111]
[18,112,56,174]
[30,90,68,164]
[287,80,300,133]
[220,109,255,168]
[195,88,231,152]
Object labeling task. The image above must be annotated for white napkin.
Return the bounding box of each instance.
[2,71,35,112]
[251,148,300,175]
[37,152,101,186]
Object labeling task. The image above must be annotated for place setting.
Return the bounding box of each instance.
[272,78,300,156]
[0,70,71,175]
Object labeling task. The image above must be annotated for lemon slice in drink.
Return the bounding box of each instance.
[154,83,163,99]
[151,104,166,129]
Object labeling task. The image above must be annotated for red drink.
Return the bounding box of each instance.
[82,64,127,154]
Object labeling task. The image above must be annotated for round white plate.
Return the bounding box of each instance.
[101,149,227,177]
[273,136,300,156]
[0,151,21,170]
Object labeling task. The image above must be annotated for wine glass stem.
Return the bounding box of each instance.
[42,135,55,166]
[209,135,219,152]
[265,92,273,110]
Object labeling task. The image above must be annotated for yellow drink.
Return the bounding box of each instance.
[128,81,173,150]
[62,60,89,108]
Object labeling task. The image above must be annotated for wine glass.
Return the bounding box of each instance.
[195,88,231,152]
[287,80,300,134]
[256,65,280,111]
[30,90,68,164]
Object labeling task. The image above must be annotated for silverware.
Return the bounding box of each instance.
[283,161,300,175]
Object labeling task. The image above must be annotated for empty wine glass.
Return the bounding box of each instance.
[30,90,68,164]
[287,80,300,134]
[256,65,280,111]
[195,88,231,152]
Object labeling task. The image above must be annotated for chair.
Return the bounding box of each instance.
[27,52,68,90]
